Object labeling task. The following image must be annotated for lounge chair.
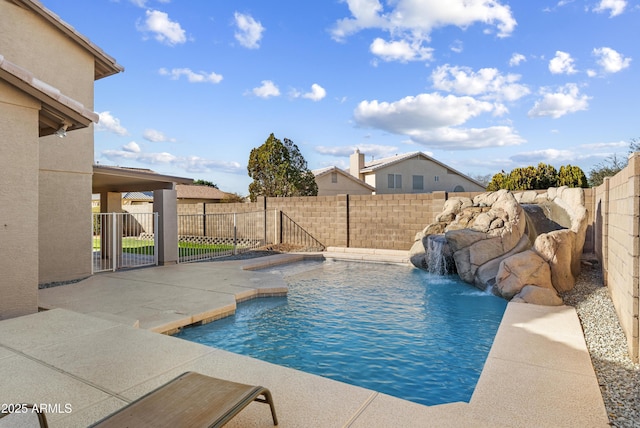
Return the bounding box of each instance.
[89,371,278,427]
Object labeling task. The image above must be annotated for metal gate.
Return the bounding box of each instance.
[92,212,159,273]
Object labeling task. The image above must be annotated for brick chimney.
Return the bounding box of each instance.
[350,149,365,180]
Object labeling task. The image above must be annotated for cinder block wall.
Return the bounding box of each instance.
[204,192,452,250]
[348,193,448,249]
[593,154,640,362]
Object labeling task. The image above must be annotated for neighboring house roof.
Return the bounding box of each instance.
[122,191,153,201]
[313,166,376,191]
[360,151,485,189]
[0,54,98,135]
[176,184,232,201]
[8,0,124,80]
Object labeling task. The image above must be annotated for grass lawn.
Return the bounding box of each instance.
[93,237,235,256]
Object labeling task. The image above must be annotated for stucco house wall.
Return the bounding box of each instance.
[0,81,40,319]
[0,0,122,318]
[363,154,485,194]
[3,2,96,283]
[314,167,374,196]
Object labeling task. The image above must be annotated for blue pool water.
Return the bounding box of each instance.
[176,260,507,406]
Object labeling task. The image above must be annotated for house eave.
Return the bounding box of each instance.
[0,54,98,136]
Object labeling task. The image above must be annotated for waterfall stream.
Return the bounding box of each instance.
[426,234,455,275]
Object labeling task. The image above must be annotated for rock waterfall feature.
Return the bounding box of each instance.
[409,187,588,306]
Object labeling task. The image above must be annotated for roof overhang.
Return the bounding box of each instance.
[0,54,98,136]
[93,165,193,193]
[8,0,124,80]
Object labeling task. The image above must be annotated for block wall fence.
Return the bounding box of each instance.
[185,176,637,362]
[592,153,640,362]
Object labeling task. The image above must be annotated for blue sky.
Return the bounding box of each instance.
[42,0,638,194]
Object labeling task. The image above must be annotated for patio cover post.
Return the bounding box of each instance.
[153,188,178,265]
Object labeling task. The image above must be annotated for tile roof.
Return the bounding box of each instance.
[122,192,153,201]
[176,184,231,200]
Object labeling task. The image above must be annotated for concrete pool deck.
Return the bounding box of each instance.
[0,249,608,427]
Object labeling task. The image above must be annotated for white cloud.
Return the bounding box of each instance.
[593,0,627,17]
[509,53,526,66]
[593,47,631,73]
[431,65,530,102]
[129,0,173,8]
[101,146,243,174]
[549,51,577,74]
[355,93,494,131]
[449,40,463,54]
[353,92,523,149]
[159,68,223,83]
[409,126,525,150]
[331,0,517,45]
[528,83,591,119]
[315,144,399,158]
[302,84,327,101]
[369,38,434,62]
[123,141,141,153]
[579,140,628,150]
[234,12,265,49]
[331,0,515,64]
[251,80,280,98]
[138,10,186,46]
[510,148,576,163]
[143,129,176,143]
[96,111,128,136]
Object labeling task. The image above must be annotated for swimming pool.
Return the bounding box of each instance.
[176,260,507,406]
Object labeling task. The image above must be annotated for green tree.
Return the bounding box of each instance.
[486,171,508,191]
[193,179,218,188]
[507,166,538,190]
[221,192,247,203]
[487,163,587,191]
[558,165,588,188]
[535,163,558,189]
[247,133,318,201]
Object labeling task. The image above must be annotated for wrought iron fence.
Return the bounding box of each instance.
[277,211,325,252]
[178,211,267,263]
[92,212,158,273]
[177,209,325,263]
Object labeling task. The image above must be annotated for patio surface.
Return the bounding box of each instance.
[0,249,608,427]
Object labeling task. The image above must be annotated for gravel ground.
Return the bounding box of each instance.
[562,259,640,428]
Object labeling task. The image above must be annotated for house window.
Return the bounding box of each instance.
[331,172,338,183]
[454,185,464,192]
[412,175,424,190]
[434,176,440,182]
[388,174,402,189]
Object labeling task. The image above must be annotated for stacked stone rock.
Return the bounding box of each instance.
[409,187,588,306]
